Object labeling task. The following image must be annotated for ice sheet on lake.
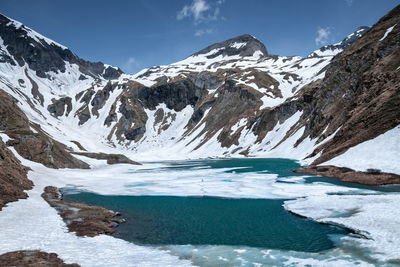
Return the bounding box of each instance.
[284,194,400,264]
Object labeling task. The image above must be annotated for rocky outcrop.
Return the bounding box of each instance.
[0,14,122,80]
[47,97,72,117]
[294,165,400,186]
[104,81,148,142]
[71,152,141,165]
[0,89,89,169]
[6,135,90,169]
[0,137,33,211]
[0,250,80,266]
[42,186,124,237]
[136,79,207,111]
[91,81,118,117]
[193,80,263,148]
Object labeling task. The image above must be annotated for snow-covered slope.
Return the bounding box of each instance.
[0,11,398,174]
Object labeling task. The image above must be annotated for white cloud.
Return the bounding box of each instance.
[195,28,213,36]
[315,27,331,46]
[345,0,354,7]
[177,0,223,24]
[124,57,140,74]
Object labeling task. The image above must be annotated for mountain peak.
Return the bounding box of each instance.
[192,34,268,59]
[0,13,122,80]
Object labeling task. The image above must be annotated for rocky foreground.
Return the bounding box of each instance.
[0,250,79,266]
[42,186,124,237]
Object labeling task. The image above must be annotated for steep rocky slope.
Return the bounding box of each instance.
[291,5,400,165]
[0,89,89,169]
[0,6,398,174]
[0,137,32,210]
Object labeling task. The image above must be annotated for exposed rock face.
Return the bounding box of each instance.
[42,186,124,237]
[136,79,206,111]
[0,137,32,211]
[294,165,400,186]
[188,71,224,90]
[0,250,80,267]
[193,34,268,58]
[191,80,264,149]
[104,81,148,142]
[0,14,122,79]
[293,5,400,165]
[47,97,72,117]
[91,81,118,117]
[0,89,89,169]
[6,136,90,169]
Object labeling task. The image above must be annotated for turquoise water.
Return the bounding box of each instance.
[63,193,347,252]
[63,158,352,252]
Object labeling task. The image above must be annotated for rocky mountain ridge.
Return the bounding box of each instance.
[308,26,370,57]
[0,5,398,176]
[0,14,122,80]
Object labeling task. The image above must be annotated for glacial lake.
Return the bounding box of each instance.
[63,158,353,252]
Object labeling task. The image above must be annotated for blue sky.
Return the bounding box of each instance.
[1,0,398,74]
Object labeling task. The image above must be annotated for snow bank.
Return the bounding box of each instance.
[326,125,400,174]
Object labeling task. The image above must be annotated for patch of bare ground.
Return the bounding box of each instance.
[294,165,400,186]
[41,186,125,237]
[0,138,33,211]
[0,250,79,267]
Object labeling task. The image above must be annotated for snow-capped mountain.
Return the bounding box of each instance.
[308,26,370,57]
[0,7,398,173]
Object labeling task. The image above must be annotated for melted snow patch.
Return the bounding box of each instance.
[230,42,246,49]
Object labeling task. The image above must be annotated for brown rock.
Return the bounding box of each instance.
[0,89,89,169]
[42,186,124,237]
[294,165,400,186]
[0,138,33,211]
[0,250,80,266]
[292,5,400,165]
